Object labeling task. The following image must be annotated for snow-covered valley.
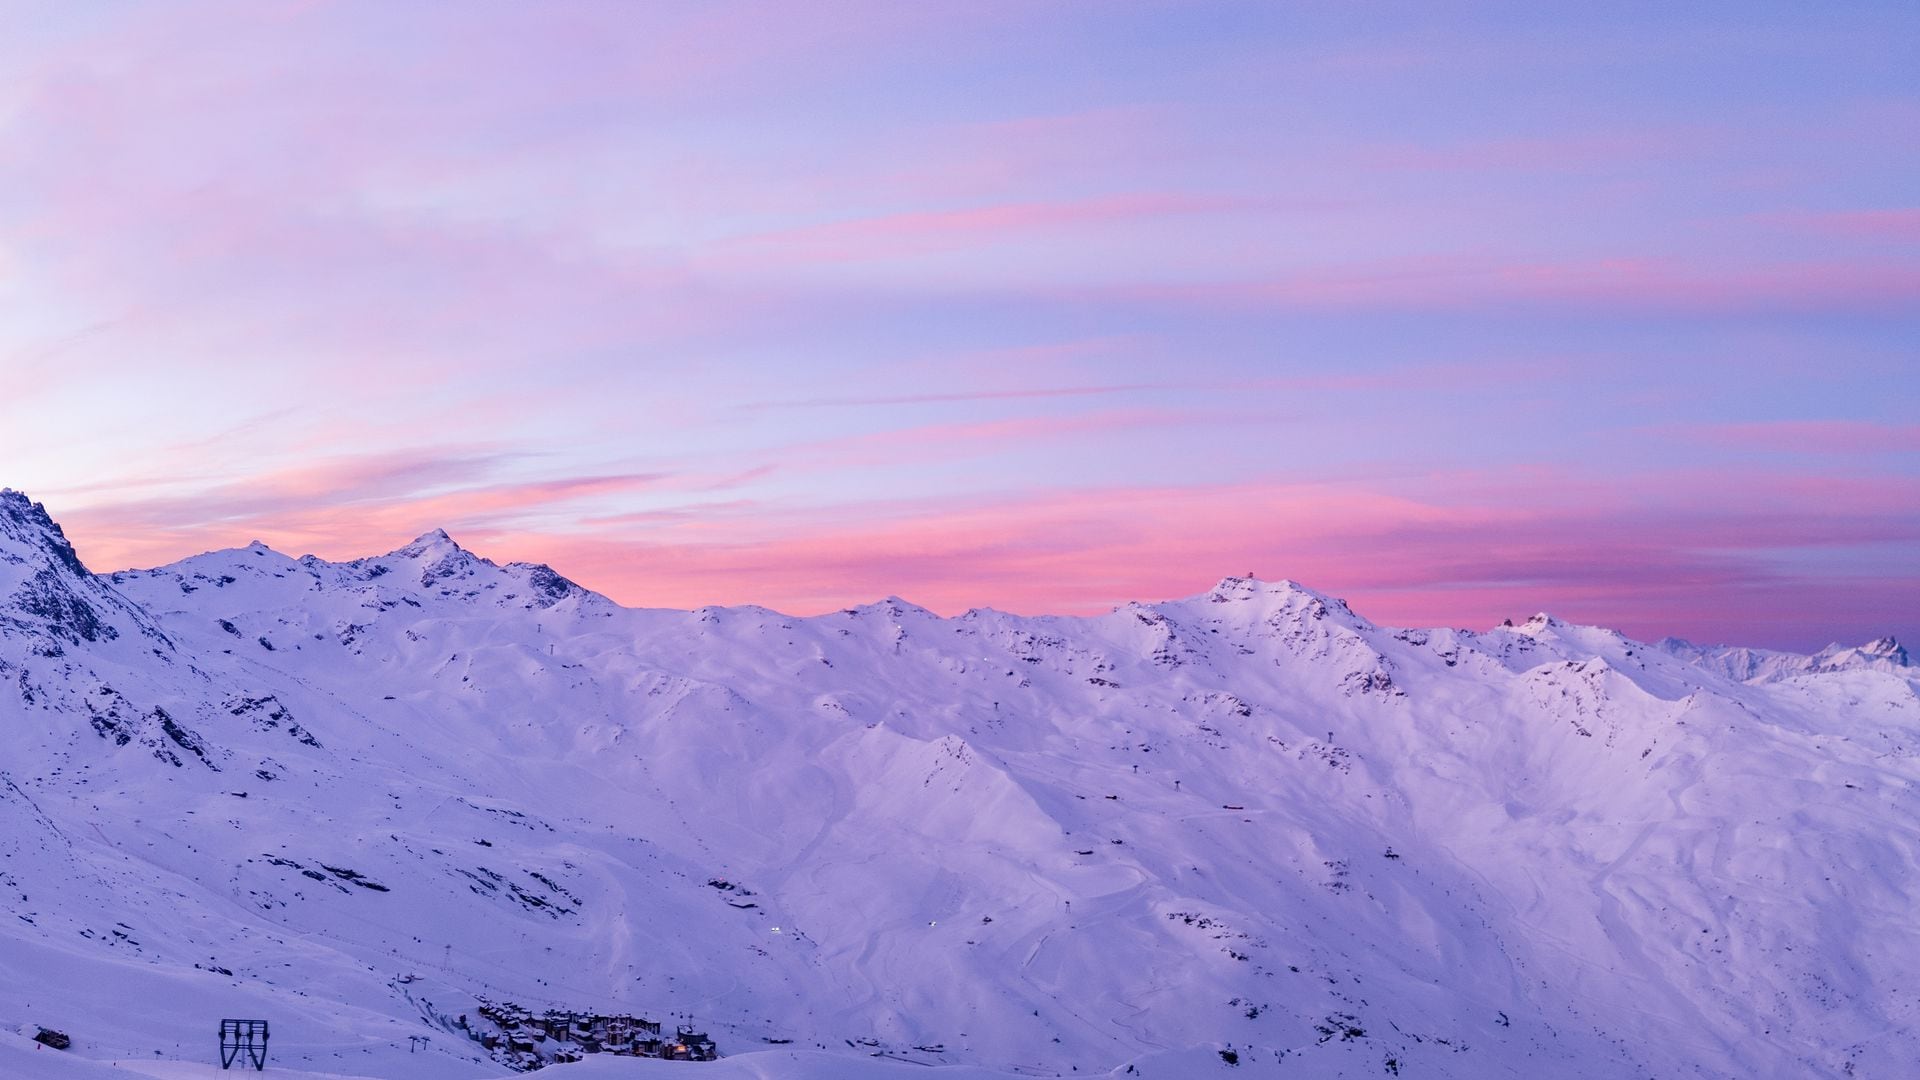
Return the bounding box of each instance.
[1,488,1914,1078]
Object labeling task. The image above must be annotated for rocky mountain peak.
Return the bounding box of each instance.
[391,527,463,559]
[0,488,91,578]
[1861,635,1910,665]
[0,490,168,648]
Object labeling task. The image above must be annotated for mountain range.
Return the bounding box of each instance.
[0,488,1914,1079]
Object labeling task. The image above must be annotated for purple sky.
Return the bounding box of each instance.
[3,2,1916,650]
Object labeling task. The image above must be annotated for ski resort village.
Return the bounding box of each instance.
[467,1000,714,1067]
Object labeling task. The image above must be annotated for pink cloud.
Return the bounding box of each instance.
[777,105,1187,218]
[749,382,1171,410]
[778,408,1250,469]
[57,453,672,570]
[1776,208,1920,241]
[708,193,1252,268]
[743,337,1165,410]
[1353,131,1681,174]
[737,357,1550,416]
[1667,420,1920,454]
[1109,256,1920,315]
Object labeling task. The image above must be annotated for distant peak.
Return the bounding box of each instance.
[1860,636,1910,665]
[391,528,464,558]
[1210,574,1317,598]
[1191,575,1371,628]
[843,596,935,619]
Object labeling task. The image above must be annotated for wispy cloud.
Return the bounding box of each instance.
[1352,131,1683,174]
[779,407,1251,469]
[1109,256,1920,315]
[1661,420,1920,454]
[59,452,671,569]
[708,193,1255,268]
[1772,208,1920,240]
[748,383,1172,410]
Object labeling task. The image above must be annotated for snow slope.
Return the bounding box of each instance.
[1,489,1916,1079]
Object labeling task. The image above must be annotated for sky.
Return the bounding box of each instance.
[1,1,1916,650]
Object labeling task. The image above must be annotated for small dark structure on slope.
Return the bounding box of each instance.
[218,1019,269,1071]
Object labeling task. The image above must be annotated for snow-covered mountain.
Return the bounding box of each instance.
[1654,632,1912,683]
[1,488,1916,1080]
